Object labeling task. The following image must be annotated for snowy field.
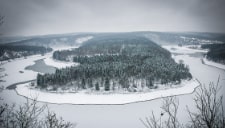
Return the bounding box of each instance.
[15,79,199,105]
[162,45,208,54]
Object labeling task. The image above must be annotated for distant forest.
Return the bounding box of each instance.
[0,45,52,61]
[201,43,225,64]
[37,34,192,92]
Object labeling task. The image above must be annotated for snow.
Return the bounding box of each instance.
[43,36,93,68]
[76,36,93,44]
[50,45,78,51]
[2,41,202,105]
[162,45,225,70]
[162,45,208,54]
[15,79,199,105]
[1,42,225,128]
[43,53,77,69]
[202,57,225,70]
[0,54,45,88]
[1,36,94,88]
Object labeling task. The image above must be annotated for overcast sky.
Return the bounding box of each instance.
[0,0,225,36]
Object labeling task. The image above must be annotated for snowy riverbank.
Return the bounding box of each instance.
[162,45,208,54]
[43,36,93,68]
[0,54,45,88]
[162,45,225,70]
[1,36,93,88]
[202,57,225,70]
[15,79,199,105]
[3,43,203,105]
[44,53,77,69]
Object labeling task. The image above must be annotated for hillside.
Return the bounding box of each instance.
[201,43,225,64]
[0,45,52,61]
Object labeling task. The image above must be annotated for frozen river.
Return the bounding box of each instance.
[0,45,225,128]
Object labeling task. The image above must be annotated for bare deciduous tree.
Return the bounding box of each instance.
[187,77,225,128]
[14,98,46,128]
[141,77,225,128]
[140,97,183,128]
[0,98,75,128]
[44,110,75,128]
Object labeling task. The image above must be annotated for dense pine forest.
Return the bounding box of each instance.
[37,34,192,92]
[0,45,52,61]
[201,43,225,64]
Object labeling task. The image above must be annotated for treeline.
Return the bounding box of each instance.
[0,45,52,61]
[201,43,225,64]
[38,35,192,92]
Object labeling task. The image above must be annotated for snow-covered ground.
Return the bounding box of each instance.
[15,79,199,105]
[43,36,93,68]
[7,43,203,105]
[202,57,225,70]
[0,52,77,88]
[76,36,93,44]
[0,36,93,88]
[162,45,208,54]
[162,45,225,71]
[1,42,224,128]
[44,53,77,69]
[0,54,45,88]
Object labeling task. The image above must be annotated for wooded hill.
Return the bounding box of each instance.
[201,43,225,64]
[37,34,192,92]
[0,45,52,61]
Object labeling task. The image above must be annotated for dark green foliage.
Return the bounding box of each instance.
[81,78,86,89]
[104,77,110,91]
[95,82,100,91]
[88,78,93,88]
[37,73,42,86]
[201,43,225,64]
[37,34,192,91]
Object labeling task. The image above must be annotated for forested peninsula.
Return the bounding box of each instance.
[37,34,192,92]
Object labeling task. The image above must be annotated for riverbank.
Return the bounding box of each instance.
[202,57,225,70]
[15,79,199,105]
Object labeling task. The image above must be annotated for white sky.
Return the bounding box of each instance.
[0,0,225,36]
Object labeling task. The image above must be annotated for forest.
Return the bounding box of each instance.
[0,44,52,61]
[201,43,225,64]
[37,34,192,92]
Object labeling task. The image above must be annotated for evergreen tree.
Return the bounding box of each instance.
[81,78,86,89]
[95,82,100,91]
[88,78,93,88]
[104,77,110,91]
[37,73,42,86]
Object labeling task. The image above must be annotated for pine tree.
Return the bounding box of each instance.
[104,77,110,91]
[88,78,93,88]
[37,73,42,86]
[95,82,100,91]
[81,78,86,89]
